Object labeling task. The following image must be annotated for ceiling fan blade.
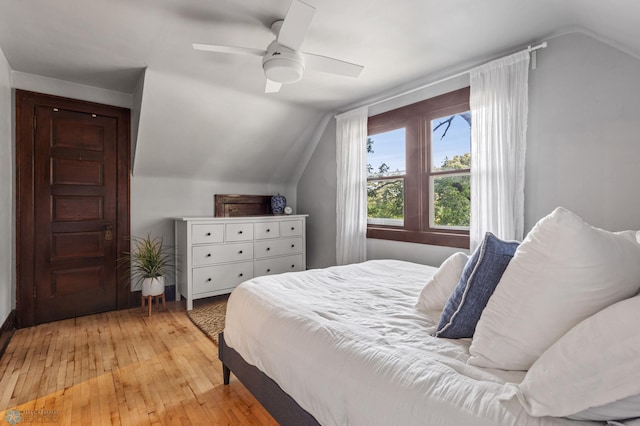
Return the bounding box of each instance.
[304,53,364,78]
[192,43,266,57]
[265,79,282,93]
[277,0,315,51]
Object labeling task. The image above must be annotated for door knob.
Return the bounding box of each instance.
[105,222,113,240]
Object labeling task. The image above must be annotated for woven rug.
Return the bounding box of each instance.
[186,295,229,345]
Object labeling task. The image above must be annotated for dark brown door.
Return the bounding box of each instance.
[16,91,131,327]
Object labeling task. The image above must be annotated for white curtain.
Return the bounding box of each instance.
[469,50,530,250]
[336,106,368,265]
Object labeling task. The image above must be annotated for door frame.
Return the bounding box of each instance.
[15,90,131,328]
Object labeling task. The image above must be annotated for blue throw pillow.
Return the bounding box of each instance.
[436,232,519,339]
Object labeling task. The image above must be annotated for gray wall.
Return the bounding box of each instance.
[6,71,297,293]
[525,32,640,231]
[297,119,337,269]
[297,31,640,268]
[0,47,13,325]
[4,30,640,315]
[130,175,295,289]
[2,69,133,324]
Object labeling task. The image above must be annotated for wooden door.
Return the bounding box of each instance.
[16,90,131,327]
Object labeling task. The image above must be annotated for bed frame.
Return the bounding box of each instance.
[219,332,320,426]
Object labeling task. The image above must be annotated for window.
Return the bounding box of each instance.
[366,87,471,248]
[367,128,406,227]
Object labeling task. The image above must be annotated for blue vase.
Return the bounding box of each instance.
[271,194,286,215]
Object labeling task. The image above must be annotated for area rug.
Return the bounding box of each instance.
[186,295,229,345]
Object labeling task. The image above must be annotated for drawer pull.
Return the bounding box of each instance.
[206,232,211,236]
[291,244,295,248]
[206,253,212,257]
[266,229,270,232]
[239,273,243,277]
[207,278,212,282]
[266,247,271,251]
[238,230,243,234]
[291,264,295,268]
[291,227,295,230]
[238,250,243,254]
[267,268,271,272]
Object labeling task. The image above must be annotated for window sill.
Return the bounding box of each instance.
[366,227,470,249]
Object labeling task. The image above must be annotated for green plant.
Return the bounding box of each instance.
[118,235,174,288]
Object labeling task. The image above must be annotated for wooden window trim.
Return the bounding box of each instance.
[366,227,470,249]
[367,87,470,249]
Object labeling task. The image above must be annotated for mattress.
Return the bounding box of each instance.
[223,259,602,426]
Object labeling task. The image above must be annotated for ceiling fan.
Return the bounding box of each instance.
[193,0,364,93]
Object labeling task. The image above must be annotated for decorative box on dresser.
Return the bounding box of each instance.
[175,215,307,310]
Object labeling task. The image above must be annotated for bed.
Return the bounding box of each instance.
[219,209,640,426]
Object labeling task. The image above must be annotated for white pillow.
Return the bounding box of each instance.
[415,252,468,321]
[516,295,640,420]
[569,394,640,421]
[469,207,640,370]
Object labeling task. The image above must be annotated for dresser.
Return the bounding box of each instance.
[174,215,307,310]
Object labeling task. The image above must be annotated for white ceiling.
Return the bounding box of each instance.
[1,0,639,183]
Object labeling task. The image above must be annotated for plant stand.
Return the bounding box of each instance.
[142,292,166,317]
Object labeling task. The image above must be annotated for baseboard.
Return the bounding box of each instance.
[164,284,176,301]
[0,310,16,360]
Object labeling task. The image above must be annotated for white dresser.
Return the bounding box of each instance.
[174,215,307,310]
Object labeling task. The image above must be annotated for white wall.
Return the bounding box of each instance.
[297,31,640,268]
[0,46,13,325]
[11,71,132,108]
[130,69,146,174]
[132,68,324,185]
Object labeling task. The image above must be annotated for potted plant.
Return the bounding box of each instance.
[119,234,174,297]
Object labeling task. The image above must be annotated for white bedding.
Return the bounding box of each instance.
[223,260,604,426]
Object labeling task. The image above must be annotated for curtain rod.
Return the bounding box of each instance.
[335,41,547,118]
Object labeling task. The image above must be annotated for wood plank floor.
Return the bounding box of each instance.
[0,302,277,425]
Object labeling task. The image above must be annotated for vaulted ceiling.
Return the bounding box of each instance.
[1,0,639,183]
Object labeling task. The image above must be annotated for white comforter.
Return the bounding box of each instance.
[224,260,601,426]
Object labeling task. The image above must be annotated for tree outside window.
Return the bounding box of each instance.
[366,129,405,226]
[430,112,471,229]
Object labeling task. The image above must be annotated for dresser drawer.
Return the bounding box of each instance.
[255,222,280,239]
[280,220,303,237]
[192,242,253,266]
[192,262,253,295]
[254,254,304,276]
[226,223,253,242]
[191,224,224,245]
[254,237,303,259]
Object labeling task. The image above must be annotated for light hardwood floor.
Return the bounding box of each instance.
[0,302,277,425]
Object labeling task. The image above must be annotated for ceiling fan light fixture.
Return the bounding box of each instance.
[262,41,305,84]
[264,58,304,83]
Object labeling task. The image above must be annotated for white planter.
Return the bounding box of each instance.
[141,276,165,297]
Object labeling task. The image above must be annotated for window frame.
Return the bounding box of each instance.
[366,87,471,249]
[366,175,405,227]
